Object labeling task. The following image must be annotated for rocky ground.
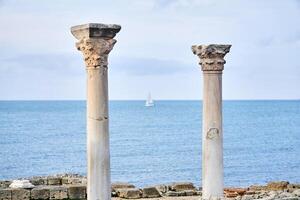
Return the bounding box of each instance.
[0,174,300,199]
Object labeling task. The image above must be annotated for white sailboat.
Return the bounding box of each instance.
[145,93,154,107]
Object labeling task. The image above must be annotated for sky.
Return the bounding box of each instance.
[0,0,299,100]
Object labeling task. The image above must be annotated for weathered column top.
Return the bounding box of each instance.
[192,44,231,72]
[71,23,121,40]
[70,23,121,69]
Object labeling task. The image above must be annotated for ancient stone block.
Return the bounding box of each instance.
[31,187,50,200]
[47,177,62,186]
[225,191,239,198]
[244,190,256,195]
[241,194,254,200]
[185,189,197,196]
[293,189,300,196]
[142,186,161,198]
[224,187,247,196]
[62,177,83,185]
[169,182,196,192]
[117,188,141,199]
[267,181,289,191]
[0,181,11,189]
[0,189,11,200]
[288,184,300,192]
[49,186,68,199]
[68,185,86,199]
[30,177,47,186]
[11,188,30,200]
[249,185,267,191]
[165,191,185,196]
[154,184,168,194]
[111,182,135,192]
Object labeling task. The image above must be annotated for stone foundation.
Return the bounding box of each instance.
[0,174,300,199]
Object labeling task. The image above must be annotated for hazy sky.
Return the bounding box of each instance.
[0,0,299,100]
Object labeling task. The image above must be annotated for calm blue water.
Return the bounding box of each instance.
[0,100,299,187]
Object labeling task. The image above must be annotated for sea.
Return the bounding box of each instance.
[0,100,299,187]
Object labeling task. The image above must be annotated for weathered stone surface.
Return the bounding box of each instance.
[224,191,239,198]
[293,189,300,196]
[0,189,11,200]
[75,38,117,69]
[31,187,50,200]
[191,44,231,71]
[30,177,47,186]
[112,182,135,191]
[62,177,85,185]
[267,181,289,190]
[244,190,256,195]
[249,185,267,191]
[154,184,168,194]
[224,187,247,196]
[68,185,86,199]
[47,177,62,186]
[9,180,34,189]
[281,197,300,200]
[184,189,197,196]
[49,186,68,199]
[0,181,11,189]
[169,182,196,192]
[288,184,300,192]
[71,23,121,40]
[165,191,186,197]
[11,188,30,200]
[117,188,141,199]
[241,194,254,200]
[142,186,161,198]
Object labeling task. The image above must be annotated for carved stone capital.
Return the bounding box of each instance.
[76,38,116,69]
[71,23,121,69]
[192,44,231,71]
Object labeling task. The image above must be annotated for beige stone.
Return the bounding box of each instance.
[49,186,68,199]
[68,185,86,199]
[31,187,50,200]
[267,181,289,191]
[47,177,62,185]
[117,188,141,199]
[192,44,231,200]
[112,182,135,191]
[142,186,161,198]
[30,177,47,186]
[0,189,11,200]
[11,188,30,200]
[169,182,196,192]
[154,184,168,194]
[71,23,121,200]
[0,181,11,189]
[62,177,85,185]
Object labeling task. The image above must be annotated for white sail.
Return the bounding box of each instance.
[145,93,154,107]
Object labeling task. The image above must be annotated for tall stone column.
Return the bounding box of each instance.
[71,23,121,200]
[192,44,231,200]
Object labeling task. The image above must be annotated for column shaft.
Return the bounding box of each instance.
[87,67,110,200]
[202,72,223,198]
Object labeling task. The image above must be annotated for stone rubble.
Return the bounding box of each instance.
[0,174,299,199]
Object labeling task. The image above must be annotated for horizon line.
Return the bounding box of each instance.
[0,99,299,101]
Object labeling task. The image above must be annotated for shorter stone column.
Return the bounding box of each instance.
[192,44,231,200]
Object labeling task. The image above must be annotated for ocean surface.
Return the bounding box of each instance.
[0,100,299,187]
